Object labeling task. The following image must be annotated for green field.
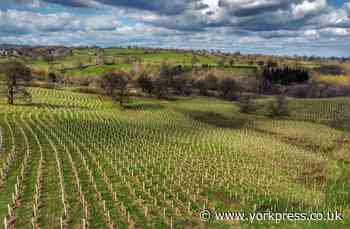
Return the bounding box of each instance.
[0,87,349,228]
[64,64,131,78]
[0,48,259,79]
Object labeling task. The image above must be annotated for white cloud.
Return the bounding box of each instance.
[239,36,264,44]
[85,16,120,31]
[321,27,350,37]
[0,10,80,34]
[292,0,328,19]
[316,8,350,27]
[304,29,320,39]
[202,0,219,13]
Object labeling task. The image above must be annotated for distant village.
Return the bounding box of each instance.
[0,45,73,59]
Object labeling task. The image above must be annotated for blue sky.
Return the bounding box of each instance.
[0,0,349,57]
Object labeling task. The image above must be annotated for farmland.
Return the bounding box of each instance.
[0,48,258,79]
[1,0,350,227]
[0,86,349,228]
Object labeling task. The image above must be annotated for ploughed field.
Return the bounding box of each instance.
[0,88,349,228]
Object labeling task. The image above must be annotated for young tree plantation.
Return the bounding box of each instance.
[0,0,350,228]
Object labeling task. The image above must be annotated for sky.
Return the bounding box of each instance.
[0,0,349,57]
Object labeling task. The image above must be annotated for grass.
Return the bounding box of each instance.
[221,65,257,76]
[0,58,10,64]
[64,63,130,77]
[22,47,230,78]
[1,47,259,81]
[315,75,350,86]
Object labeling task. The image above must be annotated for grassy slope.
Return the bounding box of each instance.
[315,75,350,86]
[64,64,130,77]
[0,88,348,228]
[24,48,257,78]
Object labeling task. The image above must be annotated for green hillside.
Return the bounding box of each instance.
[0,88,349,228]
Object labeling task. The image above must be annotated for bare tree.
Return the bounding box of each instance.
[136,72,154,94]
[218,78,241,100]
[0,61,32,105]
[191,53,199,68]
[100,70,131,109]
[238,95,258,114]
[267,96,289,118]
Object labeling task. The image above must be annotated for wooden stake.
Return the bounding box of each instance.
[60,216,64,229]
[31,217,35,229]
[82,219,86,229]
[7,204,12,217]
[4,217,8,229]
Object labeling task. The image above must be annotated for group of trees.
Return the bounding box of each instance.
[97,65,291,117]
[316,65,344,75]
[0,58,347,112]
[285,81,350,98]
[262,67,309,85]
[195,73,218,95]
[134,63,348,102]
[135,65,246,101]
[136,64,192,99]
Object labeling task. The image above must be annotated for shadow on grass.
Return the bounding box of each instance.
[187,111,248,129]
[125,103,165,111]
